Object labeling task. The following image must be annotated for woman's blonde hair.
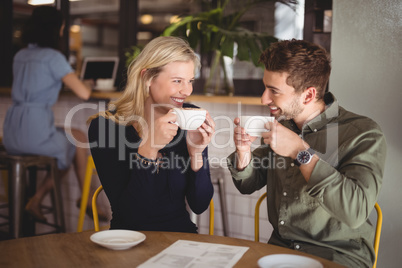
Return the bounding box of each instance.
[88,36,200,127]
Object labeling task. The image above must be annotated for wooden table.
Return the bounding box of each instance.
[0,231,345,268]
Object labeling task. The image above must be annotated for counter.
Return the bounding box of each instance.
[0,87,263,106]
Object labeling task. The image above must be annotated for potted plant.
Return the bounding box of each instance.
[162,0,297,95]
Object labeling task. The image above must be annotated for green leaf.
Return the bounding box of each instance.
[187,22,201,49]
[162,16,194,36]
[235,37,249,61]
[258,35,278,51]
[220,36,234,58]
[247,37,262,66]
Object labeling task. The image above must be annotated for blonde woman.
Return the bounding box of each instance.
[88,36,215,233]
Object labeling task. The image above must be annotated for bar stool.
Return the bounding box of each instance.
[0,151,66,238]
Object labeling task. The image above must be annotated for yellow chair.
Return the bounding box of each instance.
[254,192,383,268]
[209,198,214,235]
[92,185,215,235]
[77,155,96,232]
[254,192,267,242]
[92,185,106,232]
[373,202,382,268]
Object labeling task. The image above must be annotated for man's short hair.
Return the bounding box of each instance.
[259,39,331,100]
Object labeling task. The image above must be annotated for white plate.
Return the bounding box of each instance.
[90,230,146,250]
[258,254,323,268]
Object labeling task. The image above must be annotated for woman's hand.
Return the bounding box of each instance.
[186,111,215,171]
[138,111,178,159]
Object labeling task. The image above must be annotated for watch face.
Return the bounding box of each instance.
[297,150,311,164]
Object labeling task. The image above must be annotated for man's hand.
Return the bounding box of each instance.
[262,120,306,159]
[233,117,258,170]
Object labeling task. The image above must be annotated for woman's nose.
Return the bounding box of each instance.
[180,82,193,96]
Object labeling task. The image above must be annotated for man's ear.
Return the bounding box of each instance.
[303,87,317,104]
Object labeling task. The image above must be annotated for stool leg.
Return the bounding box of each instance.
[218,178,229,236]
[49,190,57,224]
[1,170,8,201]
[9,160,26,239]
[50,161,65,233]
[23,166,38,236]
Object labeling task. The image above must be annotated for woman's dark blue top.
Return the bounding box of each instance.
[88,104,214,233]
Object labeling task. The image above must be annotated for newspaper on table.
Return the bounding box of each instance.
[137,239,249,268]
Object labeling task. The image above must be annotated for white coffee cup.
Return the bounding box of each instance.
[240,116,274,137]
[172,108,207,130]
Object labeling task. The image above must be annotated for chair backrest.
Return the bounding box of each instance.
[92,185,104,232]
[254,192,382,268]
[92,185,215,235]
[77,155,97,232]
[373,202,382,268]
[254,192,267,242]
[209,199,214,235]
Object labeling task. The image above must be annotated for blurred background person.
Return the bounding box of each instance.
[2,6,104,222]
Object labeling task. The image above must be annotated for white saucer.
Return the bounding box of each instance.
[90,230,146,250]
[258,254,323,268]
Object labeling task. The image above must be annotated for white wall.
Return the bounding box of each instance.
[330,1,402,267]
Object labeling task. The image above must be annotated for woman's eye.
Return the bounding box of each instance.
[189,79,194,84]
[173,79,181,83]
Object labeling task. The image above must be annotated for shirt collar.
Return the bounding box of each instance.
[282,92,339,134]
[304,92,339,132]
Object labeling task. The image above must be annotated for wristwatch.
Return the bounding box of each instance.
[294,148,315,166]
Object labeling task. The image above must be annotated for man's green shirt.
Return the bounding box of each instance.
[227,93,386,268]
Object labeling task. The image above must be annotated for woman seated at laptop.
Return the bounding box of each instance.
[2,6,106,221]
[88,36,215,233]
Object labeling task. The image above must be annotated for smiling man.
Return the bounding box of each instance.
[227,39,386,268]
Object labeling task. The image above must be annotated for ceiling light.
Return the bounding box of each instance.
[28,0,55,5]
[70,25,81,33]
[140,14,153,25]
[28,0,82,5]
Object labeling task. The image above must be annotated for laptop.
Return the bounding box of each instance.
[80,56,119,90]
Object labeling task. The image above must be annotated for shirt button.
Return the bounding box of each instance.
[290,162,295,167]
[283,192,287,196]
[314,129,317,132]
[295,244,300,249]
[280,220,285,225]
